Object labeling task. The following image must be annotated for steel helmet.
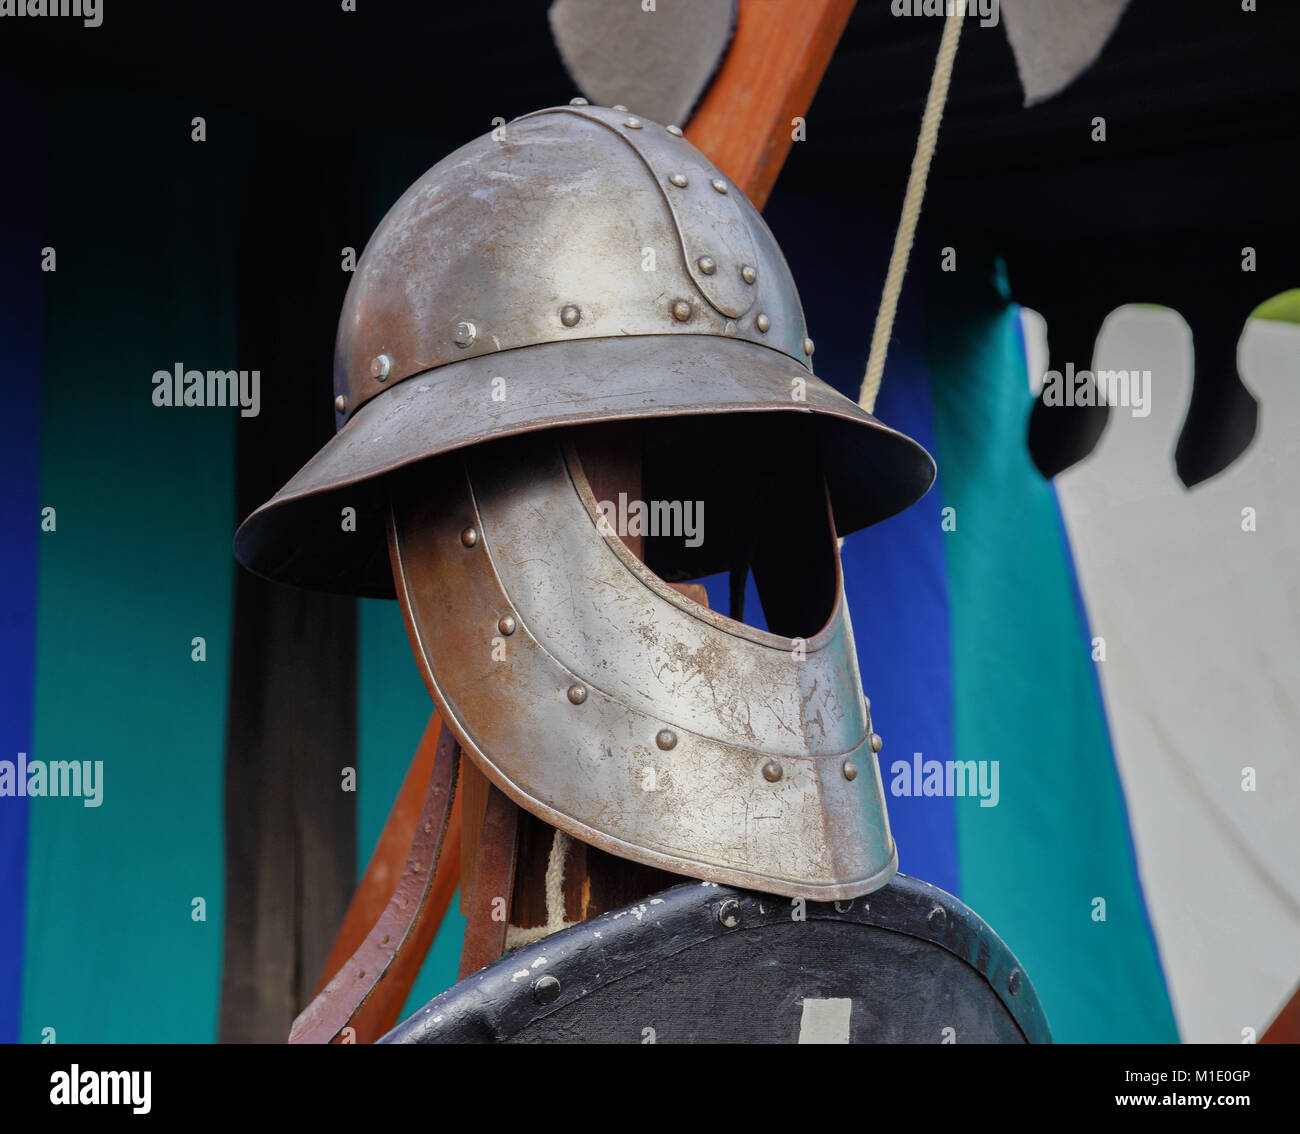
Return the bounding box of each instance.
[234,103,936,899]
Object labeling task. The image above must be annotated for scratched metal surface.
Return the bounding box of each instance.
[233,105,934,596]
[387,434,899,901]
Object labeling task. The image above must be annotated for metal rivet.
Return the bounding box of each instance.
[452,320,477,348]
[761,760,783,783]
[842,760,858,781]
[612,104,628,112]
[834,900,854,913]
[666,124,683,136]
[1007,968,1022,996]
[569,96,589,106]
[711,178,728,194]
[532,974,562,1005]
[498,614,517,636]
[624,117,642,129]
[671,300,693,322]
[740,265,757,284]
[656,729,677,751]
[669,172,688,188]
[567,684,587,705]
[870,732,883,753]
[356,970,365,979]
[803,337,815,356]
[380,934,390,945]
[334,394,348,413]
[928,905,948,932]
[370,353,392,381]
[755,313,770,333]
[717,899,742,928]
[460,526,479,548]
[560,303,581,327]
[697,255,717,275]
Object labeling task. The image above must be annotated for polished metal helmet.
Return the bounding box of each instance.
[234,103,936,900]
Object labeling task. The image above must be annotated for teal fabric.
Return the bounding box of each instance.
[21,94,244,1042]
[927,272,1178,1042]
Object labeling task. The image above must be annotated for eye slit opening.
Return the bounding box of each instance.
[569,416,841,639]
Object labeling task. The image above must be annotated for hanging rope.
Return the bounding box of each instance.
[543,828,571,932]
[503,827,573,949]
[859,8,965,414]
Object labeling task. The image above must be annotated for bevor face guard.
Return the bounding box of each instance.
[387,427,898,901]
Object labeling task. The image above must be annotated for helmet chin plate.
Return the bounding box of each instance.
[387,431,898,901]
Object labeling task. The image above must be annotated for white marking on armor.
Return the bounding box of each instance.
[798,998,852,1044]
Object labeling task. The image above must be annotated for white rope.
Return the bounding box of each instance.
[504,923,554,948]
[544,828,571,932]
[859,7,965,414]
[503,827,574,950]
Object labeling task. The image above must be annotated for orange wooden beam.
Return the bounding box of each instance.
[687,0,857,207]
[291,722,461,1044]
[1261,983,1300,1044]
[311,709,462,1009]
[345,783,461,1041]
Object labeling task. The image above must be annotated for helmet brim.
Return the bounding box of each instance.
[233,333,936,597]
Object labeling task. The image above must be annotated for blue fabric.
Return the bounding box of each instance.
[765,191,960,896]
[0,75,46,1044]
[844,294,959,896]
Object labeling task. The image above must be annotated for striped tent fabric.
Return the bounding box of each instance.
[1032,306,1300,1042]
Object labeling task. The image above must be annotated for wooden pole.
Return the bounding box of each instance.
[304,711,462,1043]
[311,710,460,998]
[1261,983,1300,1044]
[290,724,461,1044]
[687,0,857,207]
